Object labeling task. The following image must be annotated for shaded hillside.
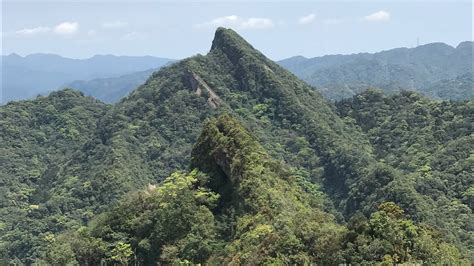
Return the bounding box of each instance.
[279,41,473,100]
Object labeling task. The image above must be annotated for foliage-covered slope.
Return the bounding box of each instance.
[337,89,474,255]
[41,115,468,265]
[0,90,109,262]
[279,41,473,100]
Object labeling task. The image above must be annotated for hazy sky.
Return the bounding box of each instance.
[2,0,472,60]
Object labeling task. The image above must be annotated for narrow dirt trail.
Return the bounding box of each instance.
[192,72,222,108]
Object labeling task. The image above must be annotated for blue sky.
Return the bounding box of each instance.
[2,1,472,60]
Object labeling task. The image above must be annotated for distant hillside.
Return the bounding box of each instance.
[1,54,174,103]
[63,68,159,103]
[421,72,474,101]
[279,41,473,100]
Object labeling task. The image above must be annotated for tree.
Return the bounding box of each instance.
[110,242,133,265]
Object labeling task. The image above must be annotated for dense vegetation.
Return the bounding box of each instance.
[39,115,469,264]
[1,28,472,264]
[0,90,109,262]
[336,89,474,255]
[279,41,473,101]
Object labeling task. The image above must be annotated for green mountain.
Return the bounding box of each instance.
[279,42,473,101]
[1,28,472,264]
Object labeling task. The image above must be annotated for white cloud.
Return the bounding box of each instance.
[298,14,316,25]
[54,22,79,35]
[16,26,50,36]
[209,15,239,25]
[87,30,97,36]
[196,15,274,30]
[240,18,274,29]
[363,10,391,22]
[102,21,128,29]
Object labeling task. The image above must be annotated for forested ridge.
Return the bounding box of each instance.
[336,89,473,253]
[279,41,473,101]
[1,28,472,264]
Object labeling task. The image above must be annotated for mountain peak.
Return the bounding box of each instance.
[210,27,259,63]
[211,27,248,49]
[7,53,22,58]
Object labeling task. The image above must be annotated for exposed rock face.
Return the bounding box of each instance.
[188,72,222,108]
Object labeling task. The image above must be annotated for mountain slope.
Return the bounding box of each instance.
[279,41,473,100]
[336,89,474,252]
[41,114,467,265]
[0,90,109,262]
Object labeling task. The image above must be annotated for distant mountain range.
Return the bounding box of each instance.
[1,53,174,103]
[67,41,474,103]
[62,68,159,103]
[279,41,473,100]
[2,41,472,104]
